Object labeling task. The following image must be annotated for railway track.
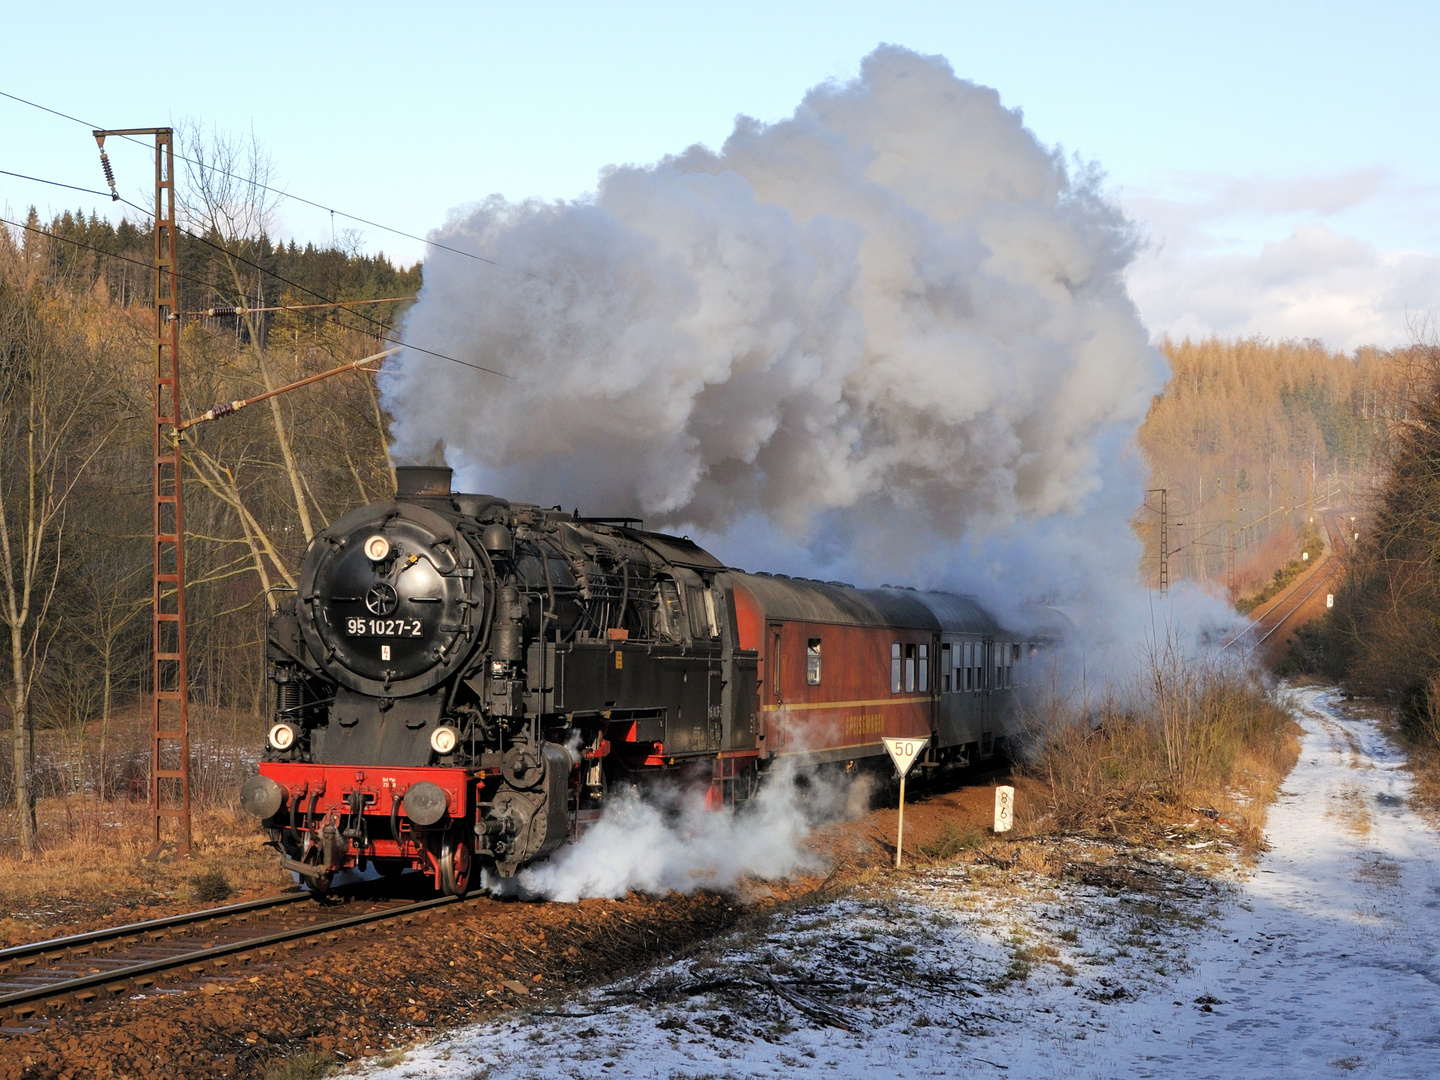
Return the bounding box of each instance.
[1221,511,1348,660]
[0,888,465,1023]
[0,756,1012,1031]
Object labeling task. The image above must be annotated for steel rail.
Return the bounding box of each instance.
[0,892,309,966]
[0,894,461,1015]
[1239,514,1345,659]
[1219,512,1342,655]
[1242,561,1339,658]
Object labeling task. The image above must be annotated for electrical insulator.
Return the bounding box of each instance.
[98,150,119,202]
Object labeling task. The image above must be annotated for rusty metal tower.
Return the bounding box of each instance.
[95,127,191,855]
[1226,477,1237,599]
[1148,488,1169,596]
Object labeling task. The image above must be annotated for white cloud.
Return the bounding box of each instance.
[1123,172,1440,351]
[1129,223,1440,351]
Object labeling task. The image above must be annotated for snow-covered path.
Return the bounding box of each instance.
[1129,686,1440,1073]
[352,686,1440,1079]
[1048,685,1440,1078]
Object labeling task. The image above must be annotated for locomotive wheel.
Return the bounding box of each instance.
[439,829,473,897]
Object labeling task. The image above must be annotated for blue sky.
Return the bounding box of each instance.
[3,0,1437,349]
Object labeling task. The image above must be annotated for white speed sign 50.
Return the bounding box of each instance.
[882,736,925,778]
[883,735,928,869]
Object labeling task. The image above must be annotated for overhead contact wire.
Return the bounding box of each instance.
[0,171,509,379]
[0,87,519,273]
[176,297,417,317]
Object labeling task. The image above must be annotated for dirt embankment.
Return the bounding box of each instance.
[0,769,1262,1080]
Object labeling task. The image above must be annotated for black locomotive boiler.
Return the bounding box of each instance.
[241,466,1053,894]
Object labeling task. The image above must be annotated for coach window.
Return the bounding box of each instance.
[963,642,973,692]
[807,638,822,685]
[996,643,1006,691]
[941,643,952,693]
[891,643,902,693]
[918,643,929,692]
[904,644,916,693]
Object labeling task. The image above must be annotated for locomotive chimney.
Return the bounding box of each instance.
[395,465,453,499]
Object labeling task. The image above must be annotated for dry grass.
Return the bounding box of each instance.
[1407,742,1440,819]
[0,705,284,937]
[0,793,287,942]
[1347,694,1440,824]
[1328,783,1374,837]
[1395,677,1440,819]
[1021,645,1301,858]
[1353,853,1401,888]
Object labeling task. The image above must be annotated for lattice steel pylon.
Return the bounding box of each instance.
[1148,488,1168,596]
[95,126,191,855]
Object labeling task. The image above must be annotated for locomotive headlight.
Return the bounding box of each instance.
[363,534,391,562]
[430,725,459,755]
[268,722,299,751]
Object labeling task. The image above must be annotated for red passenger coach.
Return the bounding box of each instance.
[729,573,1025,774]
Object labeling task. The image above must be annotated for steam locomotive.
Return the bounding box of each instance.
[241,466,1053,895]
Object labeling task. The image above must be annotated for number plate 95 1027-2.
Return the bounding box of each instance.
[344,617,424,638]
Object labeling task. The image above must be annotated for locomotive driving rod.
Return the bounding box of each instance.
[175,347,399,433]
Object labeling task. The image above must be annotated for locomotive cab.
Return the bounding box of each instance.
[244,466,750,894]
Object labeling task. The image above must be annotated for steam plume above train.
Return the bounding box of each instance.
[383,46,1197,654]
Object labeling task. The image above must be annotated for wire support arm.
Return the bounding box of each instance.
[176,347,397,432]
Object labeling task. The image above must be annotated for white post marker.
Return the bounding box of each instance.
[994,785,1015,834]
[882,736,926,869]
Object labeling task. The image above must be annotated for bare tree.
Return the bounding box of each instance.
[0,261,124,853]
[178,121,318,544]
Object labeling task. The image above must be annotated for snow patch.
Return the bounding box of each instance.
[352,686,1440,1078]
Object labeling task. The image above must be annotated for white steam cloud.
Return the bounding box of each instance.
[517,762,853,902]
[386,45,1234,688]
[386,46,1161,536]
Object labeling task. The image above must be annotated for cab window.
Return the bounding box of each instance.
[685,584,713,639]
[654,578,684,641]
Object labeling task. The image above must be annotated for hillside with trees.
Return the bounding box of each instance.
[1294,343,1440,753]
[0,194,407,851]
[1137,336,1399,602]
